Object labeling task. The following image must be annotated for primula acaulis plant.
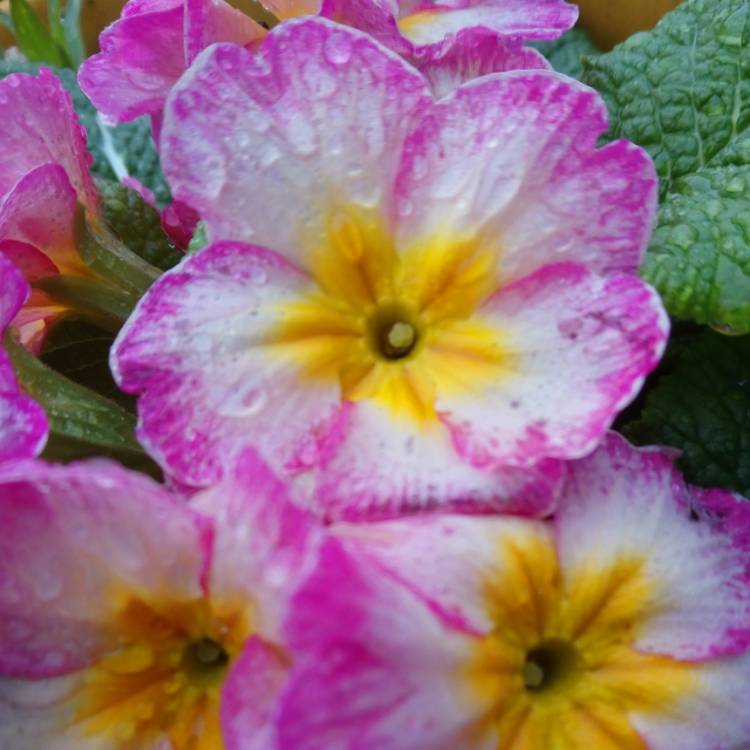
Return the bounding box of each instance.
[0,0,749,748]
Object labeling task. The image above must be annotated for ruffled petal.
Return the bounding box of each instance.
[396,0,577,47]
[78,0,186,123]
[112,241,343,487]
[558,433,750,661]
[0,164,80,274]
[221,636,289,750]
[279,540,479,750]
[161,19,431,270]
[437,264,669,468]
[313,400,563,520]
[0,69,97,214]
[631,652,750,750]
[414,29,549,99]
[0,254,48,459]
[0,460,208,677]
[394,71,657,280]
[185,0,265,64]
[190,448,323,634]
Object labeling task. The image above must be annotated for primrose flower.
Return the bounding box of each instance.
[0,69,100,351]
[275,434,750,750]
[79,0,574,127]
[114,19,667,518]
[0,254,48,461]
[0,450,322,749]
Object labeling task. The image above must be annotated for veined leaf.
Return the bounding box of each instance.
[10,0,67,66]
[584,0,750,332]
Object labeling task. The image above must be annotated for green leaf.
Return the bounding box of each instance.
[0,60,169,204]
[4,331,148,466]
[75,213,161,298]
[10,0,67,66]
[40,319,134,409]
[583,0,750,332]
[98,180,184,271]
[532,28,599,80]
[61,0,85,67]
[107,119,172,207]
[34,274,138,329]
[47,0,66,49]
[624,330,750,496]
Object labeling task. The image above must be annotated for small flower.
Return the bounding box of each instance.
[276,434,750,750]
[0,69,100,351]
[325,0,578,52]
[78,0,268,131]
[113,19,667,518]
[79,0,575,127]
[0,254,48,460]
[0,450,322,749]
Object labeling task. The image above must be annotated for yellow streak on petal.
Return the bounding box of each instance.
[267,206,515,426]
[397,9,444,40]
[72,597,252,750]
[460,532,699,749]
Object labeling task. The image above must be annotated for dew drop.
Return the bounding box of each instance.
[324,32,353,65]
[32,570,63,601]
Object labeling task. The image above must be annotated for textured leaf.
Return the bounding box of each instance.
[41,320,132,409]
[10,0,67,66]
[0,59,169,204]
[99,180,183,271]
[5,331,146,464]
[584,0,750,331]
[532,28,599,80]
[624,330,750,496]
[61,0,85,67]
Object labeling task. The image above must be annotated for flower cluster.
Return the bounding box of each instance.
[0,1,748,749]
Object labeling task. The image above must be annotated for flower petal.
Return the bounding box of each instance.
[558,433,750,661]
[161,18,431,270]
[0,69,97,214]
[185,0,265,64]
[631,652,750,750]
[190,448,323,635]
[0,674,98,750]
[438,264,669,468]
[313,400,563,520]
[279,539,479,750]
[414,29,549,99]
[221,636,289,750]
[320,0,411,55]
[0,460,208,677]
[0,254,48,459]
[0,164,78,271]
[395,71,657,280]
[78,0,186,124]
[112,241,343,488]
[397,0,578,47]
[331,512,555,636]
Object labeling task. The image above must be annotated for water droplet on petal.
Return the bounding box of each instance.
[325,32,353,65]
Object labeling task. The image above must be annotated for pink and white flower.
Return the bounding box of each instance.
[79,0,574,127]
[274,434,750,750]
[0,254,48,461]
[0,69,100,351]
[112,18,667,519]
[78,0,264,132]
[0,449,322,749]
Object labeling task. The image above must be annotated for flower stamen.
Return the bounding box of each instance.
[522,640,581,693]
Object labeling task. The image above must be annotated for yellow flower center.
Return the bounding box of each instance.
[72,597,252,749]
[463,529,697,749]
[268,208,517,424]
